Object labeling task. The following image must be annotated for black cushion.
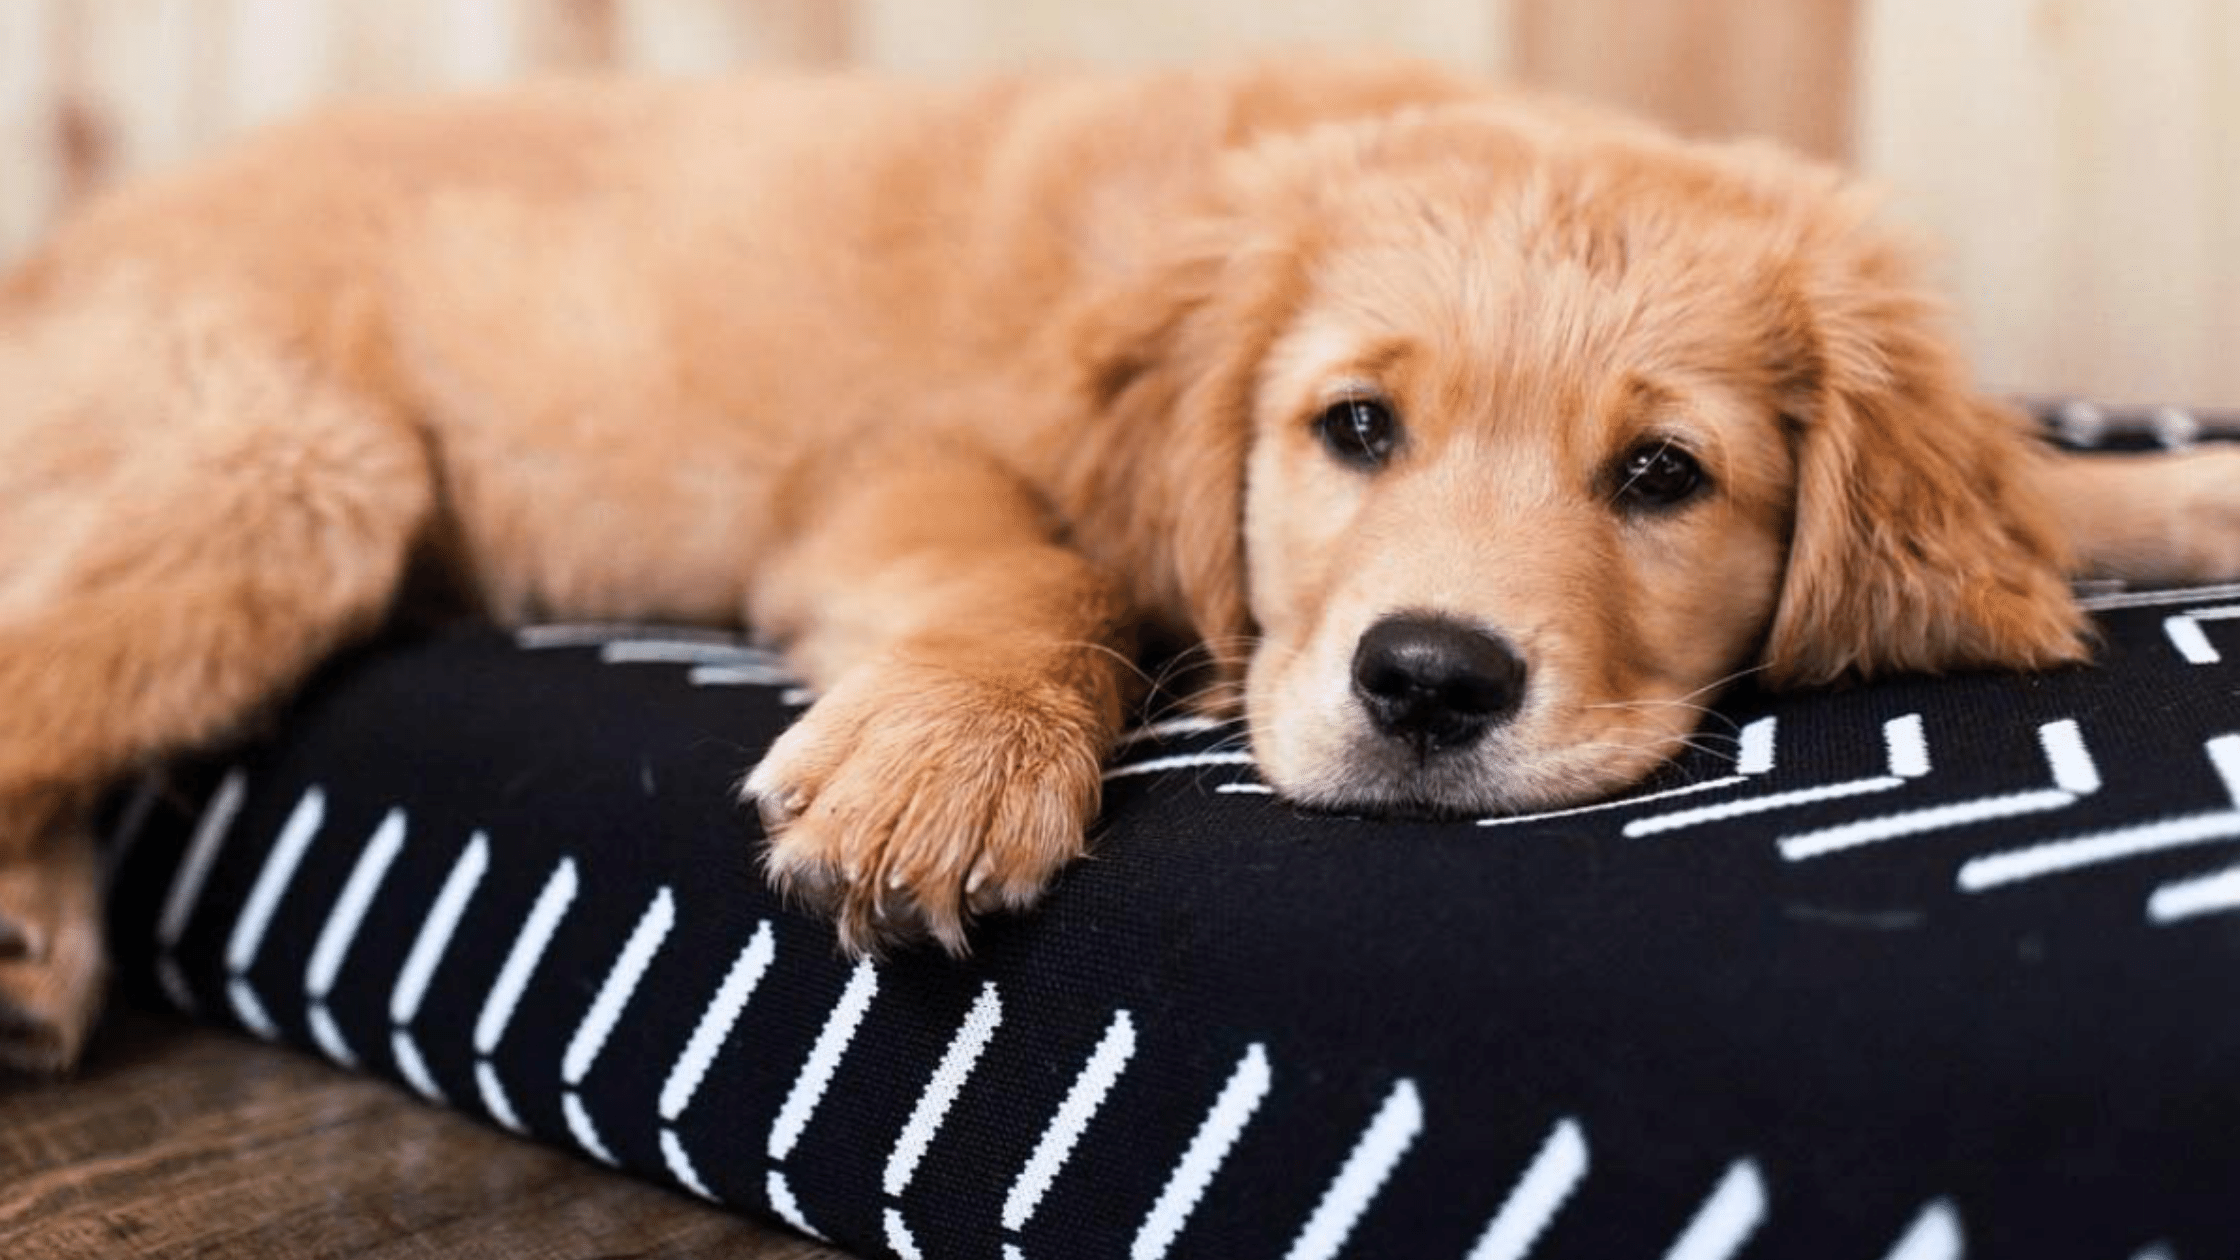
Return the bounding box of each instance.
[107,404,2240,1260]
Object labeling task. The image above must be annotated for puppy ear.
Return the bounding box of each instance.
[1058,220,1301,708]
[1763,236,2090,686]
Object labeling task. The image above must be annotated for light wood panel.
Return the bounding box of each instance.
[849,0,1507,74]
[1,0,2233,403]
[1856,0,2240,405]
[1511,0,1859,159]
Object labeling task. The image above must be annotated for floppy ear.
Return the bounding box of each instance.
[1762,238,2091,686]
[1056,219,1305,710]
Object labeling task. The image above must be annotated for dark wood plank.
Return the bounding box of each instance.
[0,1009,852,1260]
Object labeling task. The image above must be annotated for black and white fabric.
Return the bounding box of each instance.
[105,404,2240,1260]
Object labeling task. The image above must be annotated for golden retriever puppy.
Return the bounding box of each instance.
[2,58,2235,1070]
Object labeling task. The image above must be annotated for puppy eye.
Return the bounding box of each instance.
[1613,440,1707,509]
[1315,398,1402,470]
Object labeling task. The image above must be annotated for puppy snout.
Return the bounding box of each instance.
[1351,614,1526,754]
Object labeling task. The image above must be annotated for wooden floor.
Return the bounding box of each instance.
[0,1007,853,1259]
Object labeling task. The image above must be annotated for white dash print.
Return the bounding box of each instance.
[1959,734,2240,893]
[1133,1043,1273,1260]
[222,786,326,1038]
[469,856,578,1134]
[516,623,741,650]
[661,1128,717,1201]
[1480,774,1745,829]
[307,1005,358,1070]
[1118,715,1234,746]
[225,787,325,972]
[653,923,780,1209]
[1781,720,2096,861]
[1283,1080,1424,1260]
[886,984,1005,1197]
[1736,716,1778,776]
[769,960,881,1161]
[2149,862,2240,924]
[2080,581,2240,612]
[1628,715,1921,837]
[2213,733,2240,803]
[599,639,781,668]
[1963,813,2240,892]
[563,887,677,1086]
[2164,605,2240,664]
[690,663,800,687]
[225,979,279,1041]
[765,1170,827,1241]
[1885,714,1931,779]
[1466,1117,1590,1260]
[306,809,407,1001]
[2041,719,2100,794]
[391,1028,446,1104]
[158,767,249,953]
[476,858,580,1057]
[1882,1198,1963,1260]
[1630,776,1901,836]
[1786,788,2079,862]
[884,1206,926,1260]
[1003,1011,1138,1233]
[390,833,490,1025]
[387,832,490,1105]
[475,1060,526,1134]
[1103,750,1257,781]
[661,921,778,1122]
[1661,1159,1766,1260]
[1476,719,1771,829]
[563,1090,619,1166]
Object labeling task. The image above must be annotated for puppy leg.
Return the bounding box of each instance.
[0,290,432,1068]
[745,437,1140,956]
[0,790,102,1073]
[2037,446,2240,583]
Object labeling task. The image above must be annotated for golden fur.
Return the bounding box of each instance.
[3,58,2237,1069]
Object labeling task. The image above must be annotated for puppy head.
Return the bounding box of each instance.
[1089,106,2087,814]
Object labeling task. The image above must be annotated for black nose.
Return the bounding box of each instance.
[1351,614,1526,753]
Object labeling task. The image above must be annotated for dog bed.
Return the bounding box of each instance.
[105,402,2239,1260]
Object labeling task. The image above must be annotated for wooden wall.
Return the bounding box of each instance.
[2,0,2232,405]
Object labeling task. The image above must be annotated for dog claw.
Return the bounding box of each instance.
[750,788,804,833]
[964,860,1010,916]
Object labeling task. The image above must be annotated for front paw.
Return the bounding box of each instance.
[0,805,106,1074]
[743,662,1107,956]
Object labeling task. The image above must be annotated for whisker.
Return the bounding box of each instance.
[1579,697,1743,734]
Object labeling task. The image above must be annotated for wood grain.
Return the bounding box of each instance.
[0,1009,853,1260]
[0,4,2233,473]
[1510,0,1860,159]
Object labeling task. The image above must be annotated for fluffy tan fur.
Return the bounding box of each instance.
[3,57,2236,1069]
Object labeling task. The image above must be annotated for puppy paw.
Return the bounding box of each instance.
[744,661,1107,957]
[0,814,106,1075]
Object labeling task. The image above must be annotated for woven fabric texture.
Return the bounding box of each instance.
[105,406,2240,1260]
